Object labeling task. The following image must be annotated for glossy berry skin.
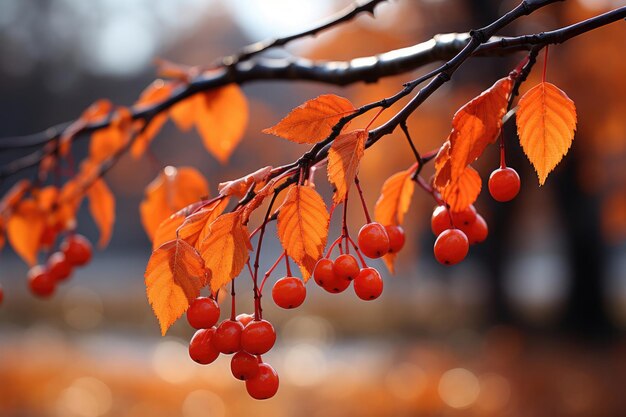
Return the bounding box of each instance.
[488,167,521,202]
[61,234,92,266]
[272,277,306,309]
[186,297,221,329]
[431,205,453,236]
[434,229,469,265]
[236,313,254,327]
[357,222,390,259]
[246,363,279,400]
[27,266,56,298]
[460,214,488,245]
[353,267,383,301]
[241,320,276,355]
[322,273,351,294]
[450,205,477,226]
[313,258,335,288]
[333,254,360,281]
[47,252,72,282]
[231,351,260,380]
[385,225,406,253]
[189,328,220,365]
[212,320,244,354]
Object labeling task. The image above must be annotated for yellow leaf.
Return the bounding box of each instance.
[440,166,482,212]
[327,129,367,204]
[516,82,577,185]
[87,179,115,248]
[145,239,207,335]
[195,85,248,163]
[6,199,45,265]
[199,212,251,293]
[139,166,210,240]
[263,94,356,144]
[374,165,417,227]
[277,184,329,281]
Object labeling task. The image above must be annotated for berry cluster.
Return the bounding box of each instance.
[186,297,279,400]
[27,234,92,298]
[312,222,405,300]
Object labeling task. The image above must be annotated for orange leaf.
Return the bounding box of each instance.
[151,200,210,250]
[170,94,203,132]
[87,178,115,248]
[277,184,329,281]
[263,94,356,144]
[218,166,273,198]
[6,199,45,265]
[516,82,577,185]
[327,129,367,204]
[145,239,208,335]
[178,197,229,249]
[135,79,176,109]
[375,164,417,227]
[195,85,248,163]
[90,107,133,163]
[131,115,168,159]
[199,212,251,293]
[57,179,84,230]
[434,141,452,189]
[440,166,482,212]
[0,180,31,213]
[60,99,112,156]
[139,166,210,240]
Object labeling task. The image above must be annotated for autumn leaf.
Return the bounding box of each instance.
[516,82,577,185]
[263,94,356,144]
[87,178,115,248]
[218,166,273,198]
[374,164,417,227]
[131,80,176,158]
[131,116,168,159]
[151,200,211,250]
[170,93,203,132]
[139,166,210,240]
[277,184,330,281]
[199,212,251,293]
[57,179,84,229]
[0,179,31,213]
[440,166,482,212]
[327,129,367,204]
[6,199,45,265]
[60,99,112,156]
[195,85,249,163]
[178,197,229,248]
[145,239,208,335]
[89,107,133,163]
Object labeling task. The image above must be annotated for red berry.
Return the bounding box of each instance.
[385,225,405,253]
[450,205,477,226]
[313,258,334,288]
[241,320,276,355]
[322,273,351,294]
[61,234,92,266]
[246,363,279,400]
[431,205,453,236]
[333,254,360,281]
[47,252,72,282]
[357,222,390,259]
[186,297,221,329]
[434,229,469,265]
[460,214,488,244]
[272,277,306,309]
[353,267,383,301]
[489,167,521,202]
[236,313,254,327]
[189,328,220,365]
[27,266,56,298]
[212,320,244,354]
[231,351,260,380]
[39,225,58,249]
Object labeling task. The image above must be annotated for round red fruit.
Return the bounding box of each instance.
[27,266,56,298]
[353,267,383,301]
[333,254,360,281]
[241,320,276,355]
[189,328,220,365]
[236,313,254,327]
[385,225,406,253]
[231,351,260,380]
[272,276,306,309]
[313,258,334,288]
[61,234,92,266]
[431,205,453,236]
[322,273,351,294]
[357,222,390,259]
[246,363,279,400]
[47,252,72,282]
[186,297,221,329]
[460,214,488,244]
[488,167,521,202]
[434,229,469,265]
[212,320,244,354]
[450,205,477,226]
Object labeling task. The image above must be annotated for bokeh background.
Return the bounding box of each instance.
[1,0,626,416]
